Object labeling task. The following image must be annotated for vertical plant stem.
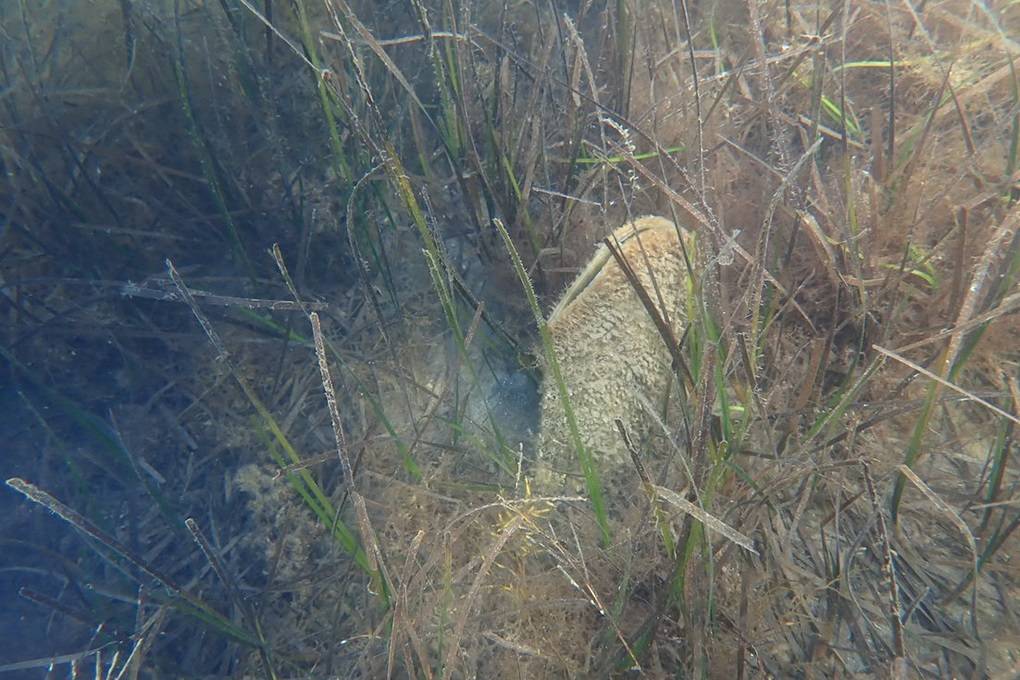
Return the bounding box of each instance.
[493,218,611,545]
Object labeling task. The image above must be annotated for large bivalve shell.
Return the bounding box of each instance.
[536,216,695,493]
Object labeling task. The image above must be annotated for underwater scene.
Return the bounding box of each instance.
[2,0,1020,677]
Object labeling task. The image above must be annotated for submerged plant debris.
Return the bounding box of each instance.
[2,0,1019,677]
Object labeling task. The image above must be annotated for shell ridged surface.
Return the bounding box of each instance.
[536,216,694,492]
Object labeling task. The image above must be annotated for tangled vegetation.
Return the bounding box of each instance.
[2,0,1019,677]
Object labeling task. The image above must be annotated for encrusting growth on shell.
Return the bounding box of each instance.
[536,215,695,493]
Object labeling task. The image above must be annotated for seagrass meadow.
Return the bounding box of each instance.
[2,0,1019,677]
